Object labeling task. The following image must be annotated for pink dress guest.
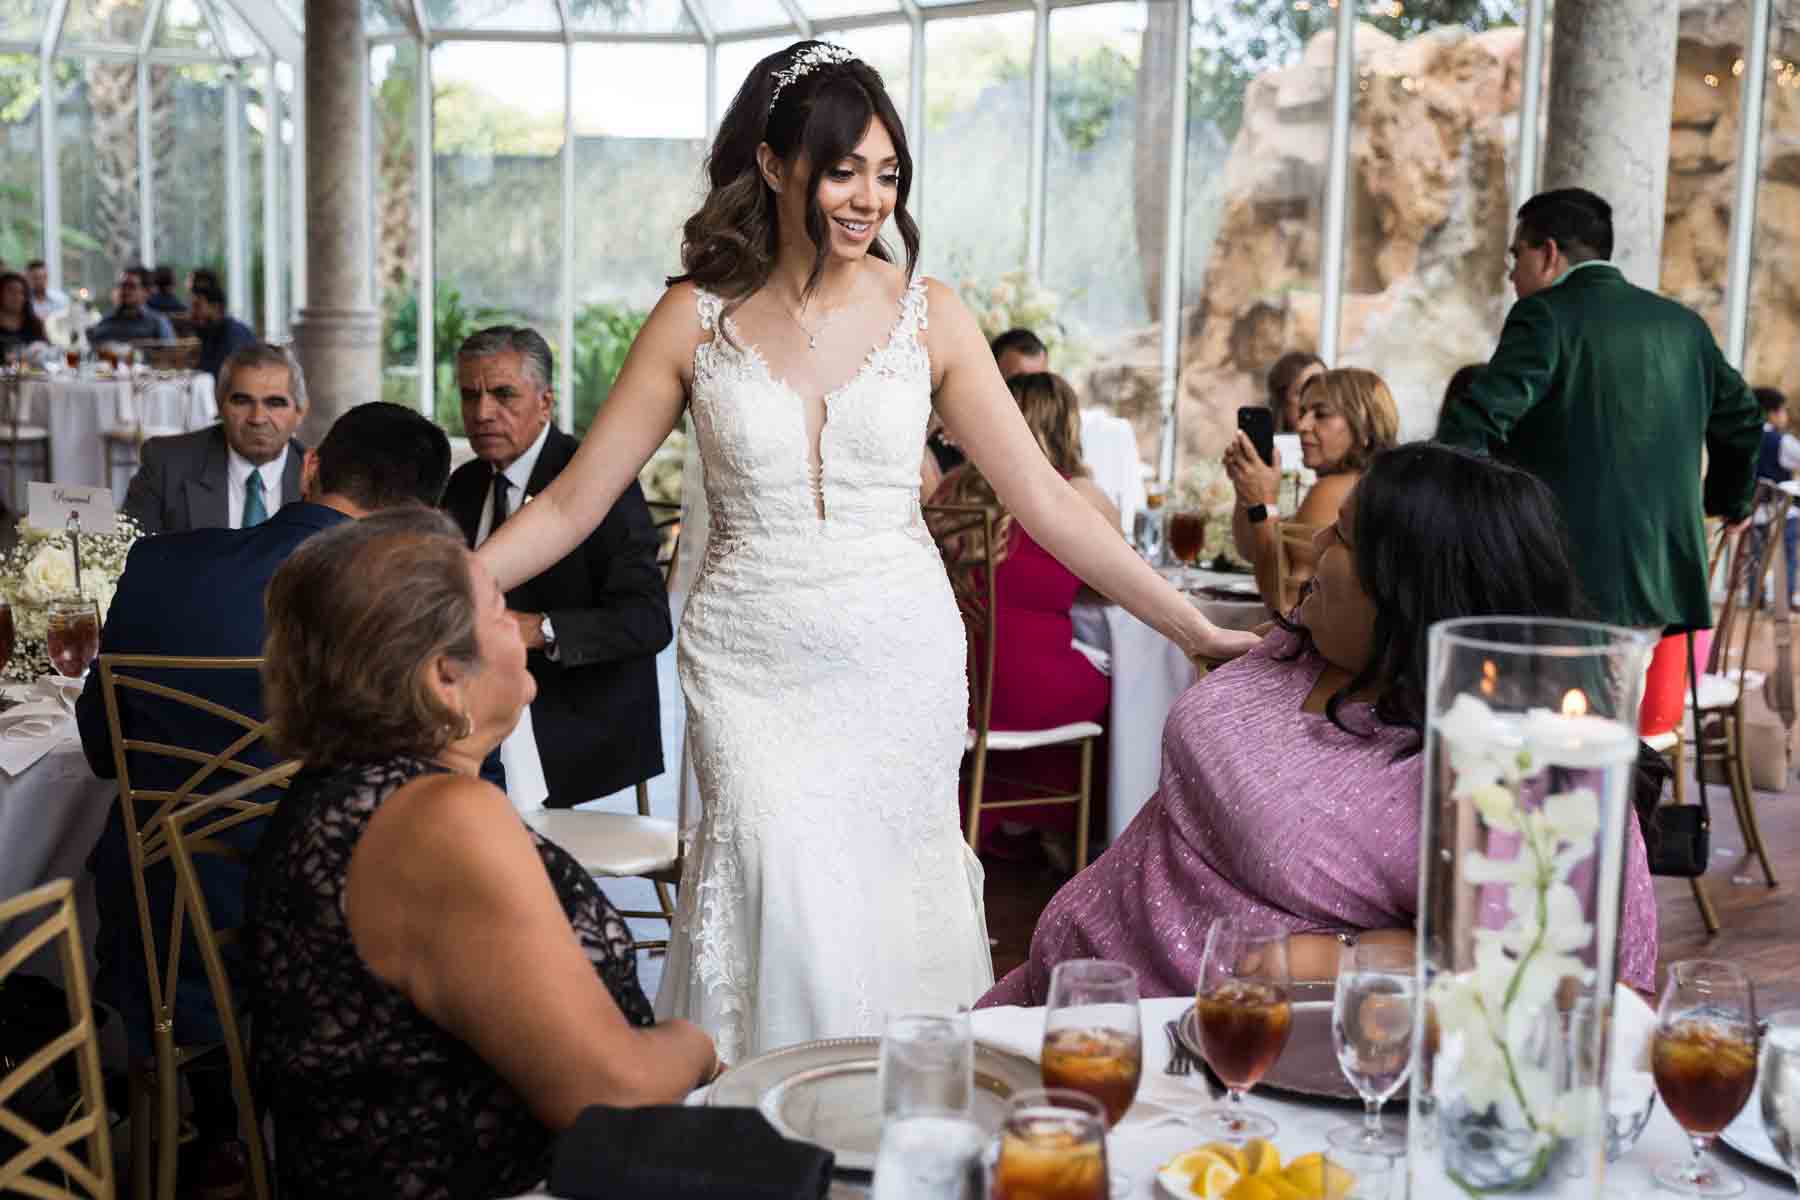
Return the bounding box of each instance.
[978,629,1659,1006]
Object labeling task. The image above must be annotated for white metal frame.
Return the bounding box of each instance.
[12,0,1770,476]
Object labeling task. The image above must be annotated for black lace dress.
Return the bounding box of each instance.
[246,756,655,1200]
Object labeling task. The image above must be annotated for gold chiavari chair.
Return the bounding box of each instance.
[529,500,685,955]
[0,880,113,1200]
[96,654,284,1200]
[926,502,1102,872]
[164,760,299,1200]
[1270,520,1323,617]
[0,371,50,519]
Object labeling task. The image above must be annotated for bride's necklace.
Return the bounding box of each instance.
[776,285,849,352]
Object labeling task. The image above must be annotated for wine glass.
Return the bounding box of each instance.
[45,596,100,679]
[1192,917,1292,1140]
[1327,939,1414,1154]
[1041,960,1142,1128]
[1760,1008,1800,1189]
[1166,509,1206,586]
[1651,960,1758,1197]
[991,1089,1107,1200]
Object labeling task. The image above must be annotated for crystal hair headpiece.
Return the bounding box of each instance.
[768,43,856,114]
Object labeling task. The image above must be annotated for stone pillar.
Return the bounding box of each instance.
[1541,0,1681,289]
[291,0,380,444]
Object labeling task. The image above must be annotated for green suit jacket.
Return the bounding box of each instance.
[1438,263,1761,632]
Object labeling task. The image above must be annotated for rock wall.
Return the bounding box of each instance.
[1097,3,1800,466]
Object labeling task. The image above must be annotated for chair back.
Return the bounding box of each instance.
[0,880,114,1199]
[1707,483,1794,688]
[1272,520,1323,615]
[95,655,282,1041]
[923,503,999,741]
[165,760,298,1200]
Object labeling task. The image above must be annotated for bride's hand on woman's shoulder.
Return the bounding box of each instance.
[1188,624,1262,670]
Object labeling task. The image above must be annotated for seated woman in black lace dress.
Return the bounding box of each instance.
[246,508,718,1200]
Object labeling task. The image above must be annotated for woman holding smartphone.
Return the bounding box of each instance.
[1225,367,1398,615]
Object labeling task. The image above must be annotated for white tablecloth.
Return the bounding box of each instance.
[513,994,1792,1199]
[20,372,217,497]
[1074,571,1267,844]
[0,717,114,979]
[1080,410,1147,537]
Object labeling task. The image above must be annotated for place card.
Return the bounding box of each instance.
[27,482,117,535]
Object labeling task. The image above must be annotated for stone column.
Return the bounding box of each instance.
[1541,0,1681,289]
[291,0,380,444]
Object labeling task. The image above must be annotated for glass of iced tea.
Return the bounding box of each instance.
[1165,510,1206,584]
[1041,959,1141,1129]
[1651,959,1757,1197]
[1193,917,1293,1140]
[992,1089,1107,1200]
[46,597,100,678]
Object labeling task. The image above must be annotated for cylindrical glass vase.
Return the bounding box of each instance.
[1411,618,1654,1196]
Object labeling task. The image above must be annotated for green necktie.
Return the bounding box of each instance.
[243,469,268,528]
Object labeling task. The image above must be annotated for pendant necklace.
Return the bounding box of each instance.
[784,292,840,352]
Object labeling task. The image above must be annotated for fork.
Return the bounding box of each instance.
[1163,1019,1193,1076]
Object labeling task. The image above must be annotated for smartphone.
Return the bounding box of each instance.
[1237,406,1276,466]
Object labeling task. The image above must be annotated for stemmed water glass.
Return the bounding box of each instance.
[45,596,99,678]
[1327,939,1414,1154]
[1041,960,1140,1196]
[1192,917,1292,1140]
[1760,1009,1800,1189]
[1651,960,1759,1197]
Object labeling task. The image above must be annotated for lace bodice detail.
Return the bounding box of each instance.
[247,756,653,1200]
[690,279,931,543]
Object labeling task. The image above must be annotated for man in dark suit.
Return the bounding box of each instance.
[87,265,175,344]
[443,325,670,807]
[188,279,256,385]
[1438,187,1763,633]
[76,402,451,1181]
[123,342,307,533]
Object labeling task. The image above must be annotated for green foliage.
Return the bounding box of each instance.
[1049,44,1138,153]
[570,301,648,435]
[0,182,101,266]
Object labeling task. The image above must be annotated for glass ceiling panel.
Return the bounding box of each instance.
[154,0,220,51]
[0,0,48,44]
[795,0,898,21]
[566,0,695,35]
[715,34,786,122]
[701,0,790,33]
[363,0,404,33]
[62,0,150,46]
[212,0,262,55]
[427,0,560,32]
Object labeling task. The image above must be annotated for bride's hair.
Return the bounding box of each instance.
[668,40,919,304]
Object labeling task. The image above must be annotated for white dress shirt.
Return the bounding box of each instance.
[473,420,551,548]
[226,445,289,530]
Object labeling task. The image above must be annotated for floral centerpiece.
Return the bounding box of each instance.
[1171,459,1246,569]
[956,270,1087,370]
[0,513,144,681]
[1414,618,1652,1196]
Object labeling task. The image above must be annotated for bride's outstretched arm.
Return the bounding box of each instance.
[477,286,696,592]
[925,280,1259,664]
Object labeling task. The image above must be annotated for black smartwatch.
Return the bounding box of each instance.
[1246,503,1269,524]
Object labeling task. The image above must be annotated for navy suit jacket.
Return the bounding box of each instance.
[76,502,350,1056]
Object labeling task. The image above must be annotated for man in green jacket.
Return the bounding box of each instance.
[1438,187,1762,633]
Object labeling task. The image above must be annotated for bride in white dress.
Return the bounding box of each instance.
[476,41,1259,1061]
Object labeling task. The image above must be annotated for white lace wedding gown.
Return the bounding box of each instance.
[654,280,994,1061]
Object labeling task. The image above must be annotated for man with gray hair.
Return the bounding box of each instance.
[123,342,307,532]
[442,324,671,807]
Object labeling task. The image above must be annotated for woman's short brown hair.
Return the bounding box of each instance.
[262,508,482,767]
[1297,367,1400,474]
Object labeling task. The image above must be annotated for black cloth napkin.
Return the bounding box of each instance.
[547,1105,835,1200]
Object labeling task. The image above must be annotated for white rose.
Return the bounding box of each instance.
[88,578,118,623]
[21,543,76,604]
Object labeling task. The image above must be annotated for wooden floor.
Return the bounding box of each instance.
[983,777,1800,1010]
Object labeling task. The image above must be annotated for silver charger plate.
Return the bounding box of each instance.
[707,1036,1040,1174]
[1720,1063,1794,1181]
[1176,979,1361,1102]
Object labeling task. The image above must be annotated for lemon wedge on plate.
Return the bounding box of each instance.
[1155,1147,1240,1198]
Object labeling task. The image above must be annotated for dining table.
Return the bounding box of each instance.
[18,369,218,497]
[511,993,1795,1198]
[1073,566,1268,843]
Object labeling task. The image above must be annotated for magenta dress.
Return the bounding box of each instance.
[978,630,1659,1006]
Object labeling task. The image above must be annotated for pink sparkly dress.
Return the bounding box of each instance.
[978,629,1659,1006]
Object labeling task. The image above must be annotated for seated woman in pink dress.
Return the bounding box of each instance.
[979,442,1660,1005]
[931,372,1118,854]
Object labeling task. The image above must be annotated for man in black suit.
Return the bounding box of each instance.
[443,325,670,807]
[76,402,451,1182]
[122,342,306,533]
[188,279,256,385]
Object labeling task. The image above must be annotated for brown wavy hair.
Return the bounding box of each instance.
[668,40,919,307]
[1265,349,1323,432]
[1296,367,1399,474]
[931,371,1087,567]
[262,508,482,767]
